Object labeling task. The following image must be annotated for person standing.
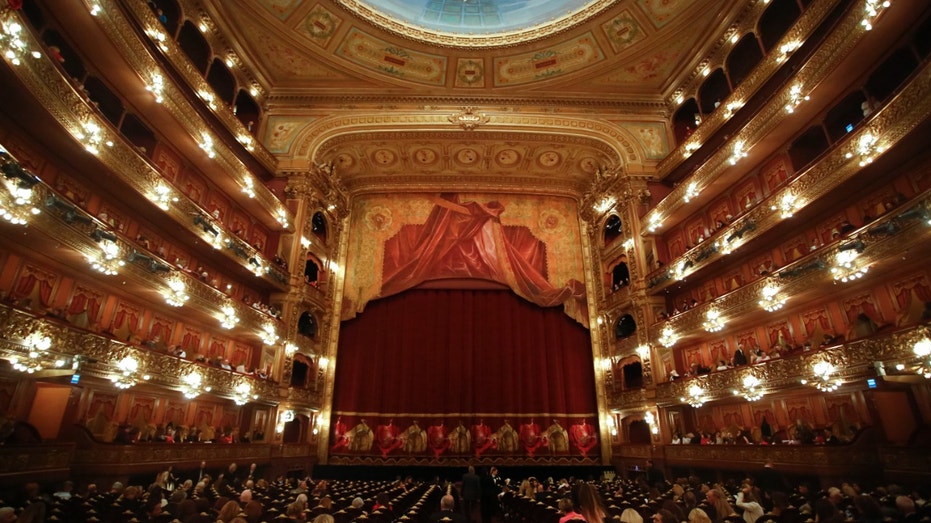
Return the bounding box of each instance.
[461,465,482,522]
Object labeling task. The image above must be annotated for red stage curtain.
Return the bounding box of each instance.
[333,288,596,429]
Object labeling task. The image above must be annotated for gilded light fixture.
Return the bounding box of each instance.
[733,374,764,401]
[659,325,678,348]
[0,177,40,225]
[197,90,217,110]
[729,141,748,165]
[831,249,869,283]
[275,209,290,229]
[149,182,176,210]
[594,196,616,214]
[284,343,299,356]
[242,177,256,198]
[647,214,662,233]
[683,142,700,158]
[75,120,113,155]
[237,133,255,152]
[777,40,801,62]
[785,84,810,113]
[259,324,279,346]
[801,361,841,392]
[145,73,165,104]
[681,383,707,408]
[111,355,150,389]
[0,18,41,66]
[198,132,216,158]
[644,410,659,435]
[180,371,211,399]
[87,238,124,276]
[232,381,257,405]
[861,0,892,30]
[163,275,189,307]
[9,330,63,374]
[772,191,802,218]
[219,304,239,330]
[683,181,700,203]
[845,133,884,166]
[673,260,689,281]
[622,238,634,251]
[913,337,931,379]
[723,100,743,118]
[759,280,787,312]
[702,308,726,333]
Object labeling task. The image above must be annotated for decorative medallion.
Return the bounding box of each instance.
[371,149,398,166]
[537,151,562,168]
[455,58,485,88]
[335,152,356,170]
[413,148,439,165]
[579,157,599,174]
[298,4,342,48]
[454,148,480,165]
[495,149,521,167]
[601,11,645,53]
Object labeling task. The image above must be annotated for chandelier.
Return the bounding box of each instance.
[733,374,764,401]
[259,324,279,346]
[801,361,842,392]
[0,171,41,226]
[219,304,239,329]
[861,0,891,30]
[232,381,258,405]
[0,18,41,66]
[110,355,150,389]
[180,371,211,399]
[831,249,869,283]
[772,191,802,219]
[148,182,176,210]
[163,276,189,307]
[9,331,65,374]
[845,132,884,166]
[681,383,707,408]
[702,308,726,333]
[75,120,113,155]
[785,84,810,113]
[87,238,124,275]
[911,337,931,379]
[643,410,659,435]
[759,280,787,312]
[658,325,678,348]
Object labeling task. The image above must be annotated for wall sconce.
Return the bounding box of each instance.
[683,181,700,203]
[845,133,884,166]
[681,383,707,408]
[831,249,869,283]
[198,132,216,158]
[759,280,787,312]
[702,308,726,333]
[729,141,748,165]
[145,73,165,104]
[148,182,177,210]
[659,325,678,348]
[801,361,841,392]
[180,371,211,399]
[644,410,659,434]
[163,275,189,307]
[1,19,42,66]
[219,304,239,329]
[733,374,764,401]
[861,0,891,30]
[111,355,150,389]
[785,84,810,113]
[259,324,279,346]
[277,409,295,433]
[232,381,258,405]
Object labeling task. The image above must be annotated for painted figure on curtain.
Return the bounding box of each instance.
[451,421,471,454]
[349,419,373,451]
[495,420,519,453]
[330,417,350,452]
[519,420,545,457]
[569,419,598,456]
[403,420,426,453]
[427,421,450,458]
[545,419,569,454]
[342,193,589,327]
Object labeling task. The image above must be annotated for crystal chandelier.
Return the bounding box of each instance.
[1,18,41,66]
[845,132,884,166]
[219,304,239,329]
[180,371,211,399]
[759,280,787,312]
[87,239,124,275]
[733,374,764,401]
[149,182,176,210]
[110,355,150,389]
[75,120,113,155]
[0,177,40,225]
[9,331,65,374]
[163,276,189,307]
[681,383,707,408]
[658,325,678,348]
[912,337,931,379]
[702,308,726,333]
[232,381,258,405]
[259,324,279,346]
[643,410,658,435]
[831,249,869,283]
[801,361,841,392]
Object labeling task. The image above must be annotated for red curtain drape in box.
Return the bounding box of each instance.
[332,288,598,461]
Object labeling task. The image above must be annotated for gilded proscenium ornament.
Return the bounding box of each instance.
[448,107,489,131]
[652,324,929,407]
[647,0,895,225]
[645,57,931,296]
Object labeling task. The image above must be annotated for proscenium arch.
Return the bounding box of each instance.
[283,112,649,171]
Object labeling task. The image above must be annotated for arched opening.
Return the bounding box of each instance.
[304,257,320,285]
[206,58,236,105]
[758,0,802,53]
[298,311,317,338]
[312,212,328,240]
[291,354,312,388]
[604,214,622,244]
[177,21,211,74]
[672,98,701,145]
[234,90,260,133]
[611,259,630,291]
[120,113,157,157]
[150,0,182,36]
[83,76,124,126]
[622,361,643,390]
[726,34,763,87]
[824,91,868,142]
[41,30,86,81]
[865,48,919,103]
[788,125,830,171]
[698,68,730,114]
[614,314,637,340]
